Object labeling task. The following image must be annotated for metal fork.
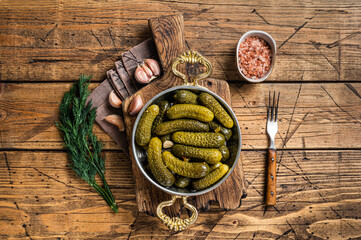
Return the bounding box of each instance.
[266,91,280,205]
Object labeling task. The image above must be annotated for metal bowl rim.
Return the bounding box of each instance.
[131,85,242,196]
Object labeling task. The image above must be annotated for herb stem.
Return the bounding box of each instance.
[57,75,119,213]
[90,180,119,213]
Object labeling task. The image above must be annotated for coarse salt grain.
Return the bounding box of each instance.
[238,36,272,79]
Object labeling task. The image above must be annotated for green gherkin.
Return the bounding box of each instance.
[208,121,232,141]
[173,90,199,104]
[172,132,225,148]
[198,92,234,128]
[160,134,171,144]
[147,137,175,187]
[192,164,229,190]
[172,144,222,164]
[209,162,222,172]
[155,119,209,135]
[151,101,170,134]
[135,105,159,146]
[162,151,209,178]
[166,104,214,122]
[218,144,230,161]
[174,176,191,188]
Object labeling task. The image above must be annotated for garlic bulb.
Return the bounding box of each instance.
[134,59,161,84]
[128,95,144,116]
[108,90,122,108]
[104,114,125,132]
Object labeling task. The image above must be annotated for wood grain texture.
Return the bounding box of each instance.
[1,0,361,239]
[0,150,360,239]
[1,0,361,82]
[1,83,361,150]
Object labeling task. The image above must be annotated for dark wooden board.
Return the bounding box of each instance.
[122,14,246,216]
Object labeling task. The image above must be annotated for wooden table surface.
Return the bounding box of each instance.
[1,0,361,239]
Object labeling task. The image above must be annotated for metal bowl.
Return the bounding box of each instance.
[131,85,242,196]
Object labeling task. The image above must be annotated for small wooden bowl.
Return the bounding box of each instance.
[236,30,276,83]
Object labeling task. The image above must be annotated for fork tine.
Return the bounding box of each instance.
[271,91,276,121]
[275,92,280,121]
[268,91,271,120]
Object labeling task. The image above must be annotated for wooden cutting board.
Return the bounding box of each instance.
[122,14,247,216]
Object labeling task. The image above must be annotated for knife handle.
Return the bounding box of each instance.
[266,149,277,205]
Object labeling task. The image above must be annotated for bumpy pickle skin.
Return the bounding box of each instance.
[147,138,175,187]
[172,132,225,148]
[192,164,229,190]
[209,162,222,172]
[218,144,230,161]
[155,119,209,136]
[166,104,214,122]
[160,134,171,143]
[162,151,209,178]
[208,121,232,141]
[151,101,170,134]
[198,92,234,128]
[172,144,222,164]
[225,136,239,166]
[175,176,191,188]
[173,90,199,104]
[135,105,159,146]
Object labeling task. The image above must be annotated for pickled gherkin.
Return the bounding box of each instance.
[192,164,229,190]
[147,138,175,187]
[166,104,214,122]
[175,176,191,188]
[160,134,171,144]
[172,132,225,148]
[198,92,234,128]
[135,105,159,146]
[173,90,199,104]
[162,151,209,178]
[218,144,230,161]
[155,119,209,136]
[151,101,170,134]
[172,144,222,164]
[208,121,232,141]
[209,162,222,172]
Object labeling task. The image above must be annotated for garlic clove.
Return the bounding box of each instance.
[128,95,144,116]
[144,59,161,76]
[163,140,174,149]
[108,90,122,108]
[141,64,154,78]
[134,65,149,84]
[104,114,125,132]
[134,59,162,84]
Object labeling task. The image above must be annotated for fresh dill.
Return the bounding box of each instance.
[56,75,118,213]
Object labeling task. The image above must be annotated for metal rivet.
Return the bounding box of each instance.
[271,157,274,162]
[271,191,274,195]
[270,175,274,179]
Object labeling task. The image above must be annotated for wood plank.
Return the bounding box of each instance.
[0,150,360,239]
[1,0,361,82]
[1,0,360,239]
[1,82,361,150]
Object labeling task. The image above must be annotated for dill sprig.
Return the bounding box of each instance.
[56,75,118,213]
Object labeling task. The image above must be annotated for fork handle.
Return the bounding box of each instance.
[266,149,277,205]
